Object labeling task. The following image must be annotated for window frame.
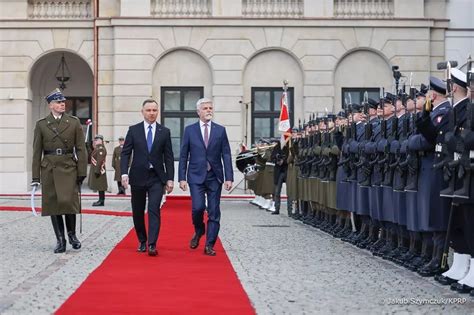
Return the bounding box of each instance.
[64,96,92,125]
[251,87,294,144]
[160,86,204,160]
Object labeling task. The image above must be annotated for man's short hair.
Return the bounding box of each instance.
[142,99,158,107]
[196,98,213,110]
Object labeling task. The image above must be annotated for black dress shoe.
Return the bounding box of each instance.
[137,242,146,252]
[190,233,203,249]
[450,282,473,293]
[204,246,216,256]
[436,275,458,285]
[271,211,280,215]
[470,289,474,297]
[92,200,104,207]
[148,245,157,256]
[54,238,66,253]
[67,232,81,250]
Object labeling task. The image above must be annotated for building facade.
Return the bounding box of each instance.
[0,0,472,193]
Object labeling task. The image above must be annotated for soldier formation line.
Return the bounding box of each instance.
[243,59,474,297]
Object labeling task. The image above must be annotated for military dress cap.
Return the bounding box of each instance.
[45,88,66,103]
[429,76,447,95]
[94,134,104,140]
[416,83,429,97]
[291,126,299,132]
[336,110,347,118]
[350,103,363,113]
[451,68,467,88]
[327,114,336,120]
[367,98,379,109]
[383,92,396,104]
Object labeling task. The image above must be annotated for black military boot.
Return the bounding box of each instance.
[374,228,396,257]
[398,232,420,265]
[352,222,369,245]
[417,243,448,277]
[51,215,66,253]
[405,239,432,271]
[92,191,105,206]
[65,214,81,250]
[368,227,386,252]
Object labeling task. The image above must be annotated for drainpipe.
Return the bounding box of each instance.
[93,0,99,136]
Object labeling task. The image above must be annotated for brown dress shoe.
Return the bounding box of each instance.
[204,246,216,256]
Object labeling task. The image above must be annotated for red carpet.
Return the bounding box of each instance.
[55,199,255,315]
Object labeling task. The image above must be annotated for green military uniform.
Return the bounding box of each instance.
[32,113,87,216]
[112,145,122,182]
[88,143,108,191]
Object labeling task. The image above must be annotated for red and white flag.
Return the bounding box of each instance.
[278,91,291,147]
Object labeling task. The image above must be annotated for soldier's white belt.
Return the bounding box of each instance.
[265,162,275,166]
[435,144,442,153]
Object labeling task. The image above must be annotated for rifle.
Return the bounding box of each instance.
[452,55,473,199]
[347,106,359,182]
[381,93,398,187]
[356,93,373,186]
[338,105,353,181]
[393,88,409,191]
[402,86,419,191]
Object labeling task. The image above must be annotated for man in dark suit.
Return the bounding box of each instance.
[178,98,234,256]
[121,99,174,256]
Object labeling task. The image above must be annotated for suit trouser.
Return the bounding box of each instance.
[130,169,163,246]
[189,170,222,247]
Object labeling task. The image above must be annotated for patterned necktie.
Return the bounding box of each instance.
[204,123,209,148]
[147,125,153,153]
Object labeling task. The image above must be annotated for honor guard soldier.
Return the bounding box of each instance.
[31,88,87,253]
[112,136,126,195]
[434,67,474,294]
[89,134,108,206]
[410,76,451,277]
[270,140,289,215]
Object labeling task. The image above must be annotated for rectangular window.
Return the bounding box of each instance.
[161,87,203,160]
[251,87,294,144]
[341,88,380,108]
[64,97,92,134]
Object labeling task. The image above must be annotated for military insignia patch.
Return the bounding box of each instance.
[436,116,442,123]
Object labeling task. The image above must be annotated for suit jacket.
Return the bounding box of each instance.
[121,122,174,187]
[178,121,233,184]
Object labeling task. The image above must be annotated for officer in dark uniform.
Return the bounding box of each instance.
[31,89,87,253]
[270,141,289,215]
[340,104,366,243]
[434,68,474,293]
[355,98,381,248]
[89,134,108,206]
[410,76,451,276]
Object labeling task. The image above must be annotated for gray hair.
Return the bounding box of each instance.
[196,98,213,110]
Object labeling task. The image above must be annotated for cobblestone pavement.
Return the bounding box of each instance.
[1,198,473,314]
[220,201,474,315]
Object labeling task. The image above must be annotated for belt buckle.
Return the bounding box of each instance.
[56,148,63,155]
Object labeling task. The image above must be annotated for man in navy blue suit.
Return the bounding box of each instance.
[178,98,234,256]
[121,99,174,256]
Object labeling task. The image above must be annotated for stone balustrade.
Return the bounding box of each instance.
[334,0,394,18]
[151,0,212,17]
[242,0,304,18]
[28,0,92,19]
